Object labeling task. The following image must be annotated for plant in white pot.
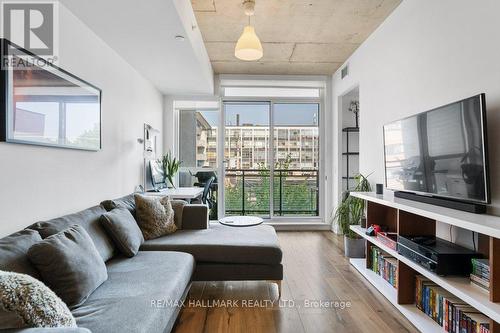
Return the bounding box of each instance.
[334,174,371,258]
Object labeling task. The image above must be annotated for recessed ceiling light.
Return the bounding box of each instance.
[175,35,185,41]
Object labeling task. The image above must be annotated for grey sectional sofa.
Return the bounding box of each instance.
[0,193,283,333]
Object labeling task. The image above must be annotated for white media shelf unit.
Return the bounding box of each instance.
[349,192,500,333]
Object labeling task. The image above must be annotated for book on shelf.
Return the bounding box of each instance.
[471,270,490,281]
[369,246,397,288]
[465,313,492,333]
[470,274,489,290]
[472,258,490,271]
[471,259,490,277]
[415,275,490,333]
[470,258,490,292]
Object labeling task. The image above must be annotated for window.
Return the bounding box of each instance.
[224,87,320,98]
[179,110,218,168]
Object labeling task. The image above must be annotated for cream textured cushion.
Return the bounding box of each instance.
[0,270,76,329]
[170,200,187,229]
[134,194,177,240]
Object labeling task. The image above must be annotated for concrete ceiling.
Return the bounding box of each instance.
[191,0,402,75]
[60,0,214,95]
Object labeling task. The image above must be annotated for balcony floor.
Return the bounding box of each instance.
[172,231,417,333]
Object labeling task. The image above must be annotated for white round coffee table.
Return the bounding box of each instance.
[219,216,264,227]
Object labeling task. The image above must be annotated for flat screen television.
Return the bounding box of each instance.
[383,94,490,212]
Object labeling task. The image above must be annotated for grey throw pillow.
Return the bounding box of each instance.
[100,208,144,257]
[134,194,177,240]
[0,230,42,278]
[100,194,136,217]
[28,205,116,262]
[27,225,108,308]
[0,270,76,329]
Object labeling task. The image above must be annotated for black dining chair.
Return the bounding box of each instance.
[201,176,216,209]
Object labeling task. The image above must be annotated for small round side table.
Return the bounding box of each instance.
[219,216,264,227]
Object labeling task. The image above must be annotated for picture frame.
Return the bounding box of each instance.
[0,38,102,151]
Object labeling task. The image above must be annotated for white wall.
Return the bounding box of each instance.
[163,96,175,154]
[0,5,163,237]
[332,0,500,245]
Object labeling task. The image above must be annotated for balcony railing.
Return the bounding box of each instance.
[224,169,319,217]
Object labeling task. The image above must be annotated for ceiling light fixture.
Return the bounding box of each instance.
[175,35,185,41]
[235,0,263,61]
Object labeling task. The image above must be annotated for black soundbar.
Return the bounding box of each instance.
[394,191,486,214]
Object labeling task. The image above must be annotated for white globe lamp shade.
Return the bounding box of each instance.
[235,26,263,61]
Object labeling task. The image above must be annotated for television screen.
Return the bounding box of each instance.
[383,94,489,204]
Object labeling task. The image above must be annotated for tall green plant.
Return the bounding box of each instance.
[159,152,181,189]
[334,174,372,238]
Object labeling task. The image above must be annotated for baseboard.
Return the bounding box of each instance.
[209,220,332,231]
[268,223,332,231]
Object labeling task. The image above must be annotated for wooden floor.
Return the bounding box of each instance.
[173,231,418,333]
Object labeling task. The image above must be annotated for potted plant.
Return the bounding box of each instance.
[348,100,360,128]
[334,174,371,258]
[159,151,181,189]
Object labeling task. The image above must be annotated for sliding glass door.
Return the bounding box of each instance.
[224,102,271,217]
[273,103,319,216]
[222,101,320,218]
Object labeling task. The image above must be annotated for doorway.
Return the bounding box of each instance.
[222,101,320,218]
[340,87,360,191]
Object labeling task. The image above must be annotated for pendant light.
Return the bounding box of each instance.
[235,0,263,61]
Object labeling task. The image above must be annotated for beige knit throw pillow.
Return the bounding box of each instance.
[0,270,77,329]
[134,194,177,240]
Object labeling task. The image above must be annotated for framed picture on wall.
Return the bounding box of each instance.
[0,38,102,151]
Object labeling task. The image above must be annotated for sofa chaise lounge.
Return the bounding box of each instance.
[0,193,283,333]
